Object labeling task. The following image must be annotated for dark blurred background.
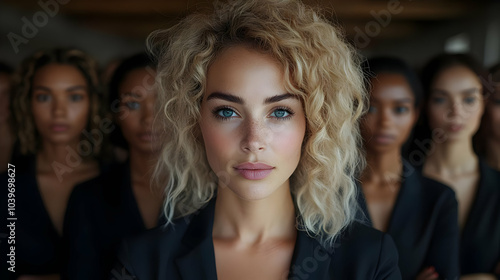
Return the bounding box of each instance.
[1,0,499,69]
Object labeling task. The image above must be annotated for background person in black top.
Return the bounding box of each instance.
[359,57,459,280]
[63,53,164,279]
[0,48,104,279]
[415,53,500,279]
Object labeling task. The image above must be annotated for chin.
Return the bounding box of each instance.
[222,180,280,202]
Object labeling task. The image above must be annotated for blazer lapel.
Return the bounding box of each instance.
[175,199,218,280]
[288,229,334,279]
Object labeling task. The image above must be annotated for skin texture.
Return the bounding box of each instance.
[116,68,163,229]
[23,63,99,280]
[32,64,91,146]
[199,45,306,280]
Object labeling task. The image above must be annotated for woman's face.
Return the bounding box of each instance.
[361,73,417,153]
[427,66,484,142]
[31,63,90,146]
[117,68,160,153]
[199,45,306,201]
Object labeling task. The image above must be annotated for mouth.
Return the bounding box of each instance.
[233,162,274,180]
[138,132,156,141]
[448,124,464,132]
[50,124,69,132]
[372,133,396,145]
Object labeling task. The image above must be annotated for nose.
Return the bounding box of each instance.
[240,119,268,153]
[52,95,66,117]
[377,108,391,128]
[447,100,465,121]
[141,100,154,125]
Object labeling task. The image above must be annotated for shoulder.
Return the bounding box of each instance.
[328,222,401,279]
[115,216,192,276]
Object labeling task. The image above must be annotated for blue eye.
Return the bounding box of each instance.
[394,106,409,114]
[215,108,237,119]
[432,97,446,104]
[126,102,140,110]
[35,94,50,102]
[464,97,476,105]
[270,108,290,118]
[70,94,83,102]
[368,106,377,113]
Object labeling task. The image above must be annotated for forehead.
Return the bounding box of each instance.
[370,73,414,102]
[33,63,87,85]
[205,45,286,101]
[119,68,156,96]
[432,65,482,91]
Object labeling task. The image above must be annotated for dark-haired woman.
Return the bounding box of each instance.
[0,48,104,279]
[359,57,459,280]
[416,53,500,279]
[63,53,164,280]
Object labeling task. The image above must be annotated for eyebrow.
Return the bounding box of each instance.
[206,92,296,104]
[431,87,480,95]
[32,85,87,92]
[122,92,142,98]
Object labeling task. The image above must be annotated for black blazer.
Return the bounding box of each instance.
[358,162,459,280]
[0,155,63,279]
[112,198,402,279]
[460,160,500,276]
[63,162,165,280]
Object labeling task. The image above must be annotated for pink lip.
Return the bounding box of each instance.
[51,124,69,132]
[139,132,153,141]
[448,124,464,132]
[373,134,396,145]
[234,162,274,180]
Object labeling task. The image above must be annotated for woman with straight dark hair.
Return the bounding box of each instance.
[415,53,500,279]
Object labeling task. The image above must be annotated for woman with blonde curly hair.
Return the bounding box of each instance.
[0,48,104,279]
[113,0,401,279]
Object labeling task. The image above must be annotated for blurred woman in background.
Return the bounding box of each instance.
[359,57,459,280]
[416,53,500,279]
[1,48,105,280]
[63,53,164,280]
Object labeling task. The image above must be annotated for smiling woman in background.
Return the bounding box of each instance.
[359,57,459,280]
[111,0,402,279]
[63,53,164,280]
[415,53,500,279]
[0,48,104,280]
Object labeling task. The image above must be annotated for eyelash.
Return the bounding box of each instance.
[211,106,295,121]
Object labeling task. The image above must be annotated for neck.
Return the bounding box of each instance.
[362,148,402,184]
[213,182,296,245]
[425,137,478,173]
[485,138,500,170]
[129,148,157,187]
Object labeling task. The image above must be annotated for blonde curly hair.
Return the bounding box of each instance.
[12,48,103,156]
[149,0,366,244]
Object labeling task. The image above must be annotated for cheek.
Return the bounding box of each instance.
[427,105,446,128]
[119,111,141,138]
[69,102,90,128]
[200,122,237,173]
[395,114,415,141]
[271,120,305,162]
[360,115,376,139]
